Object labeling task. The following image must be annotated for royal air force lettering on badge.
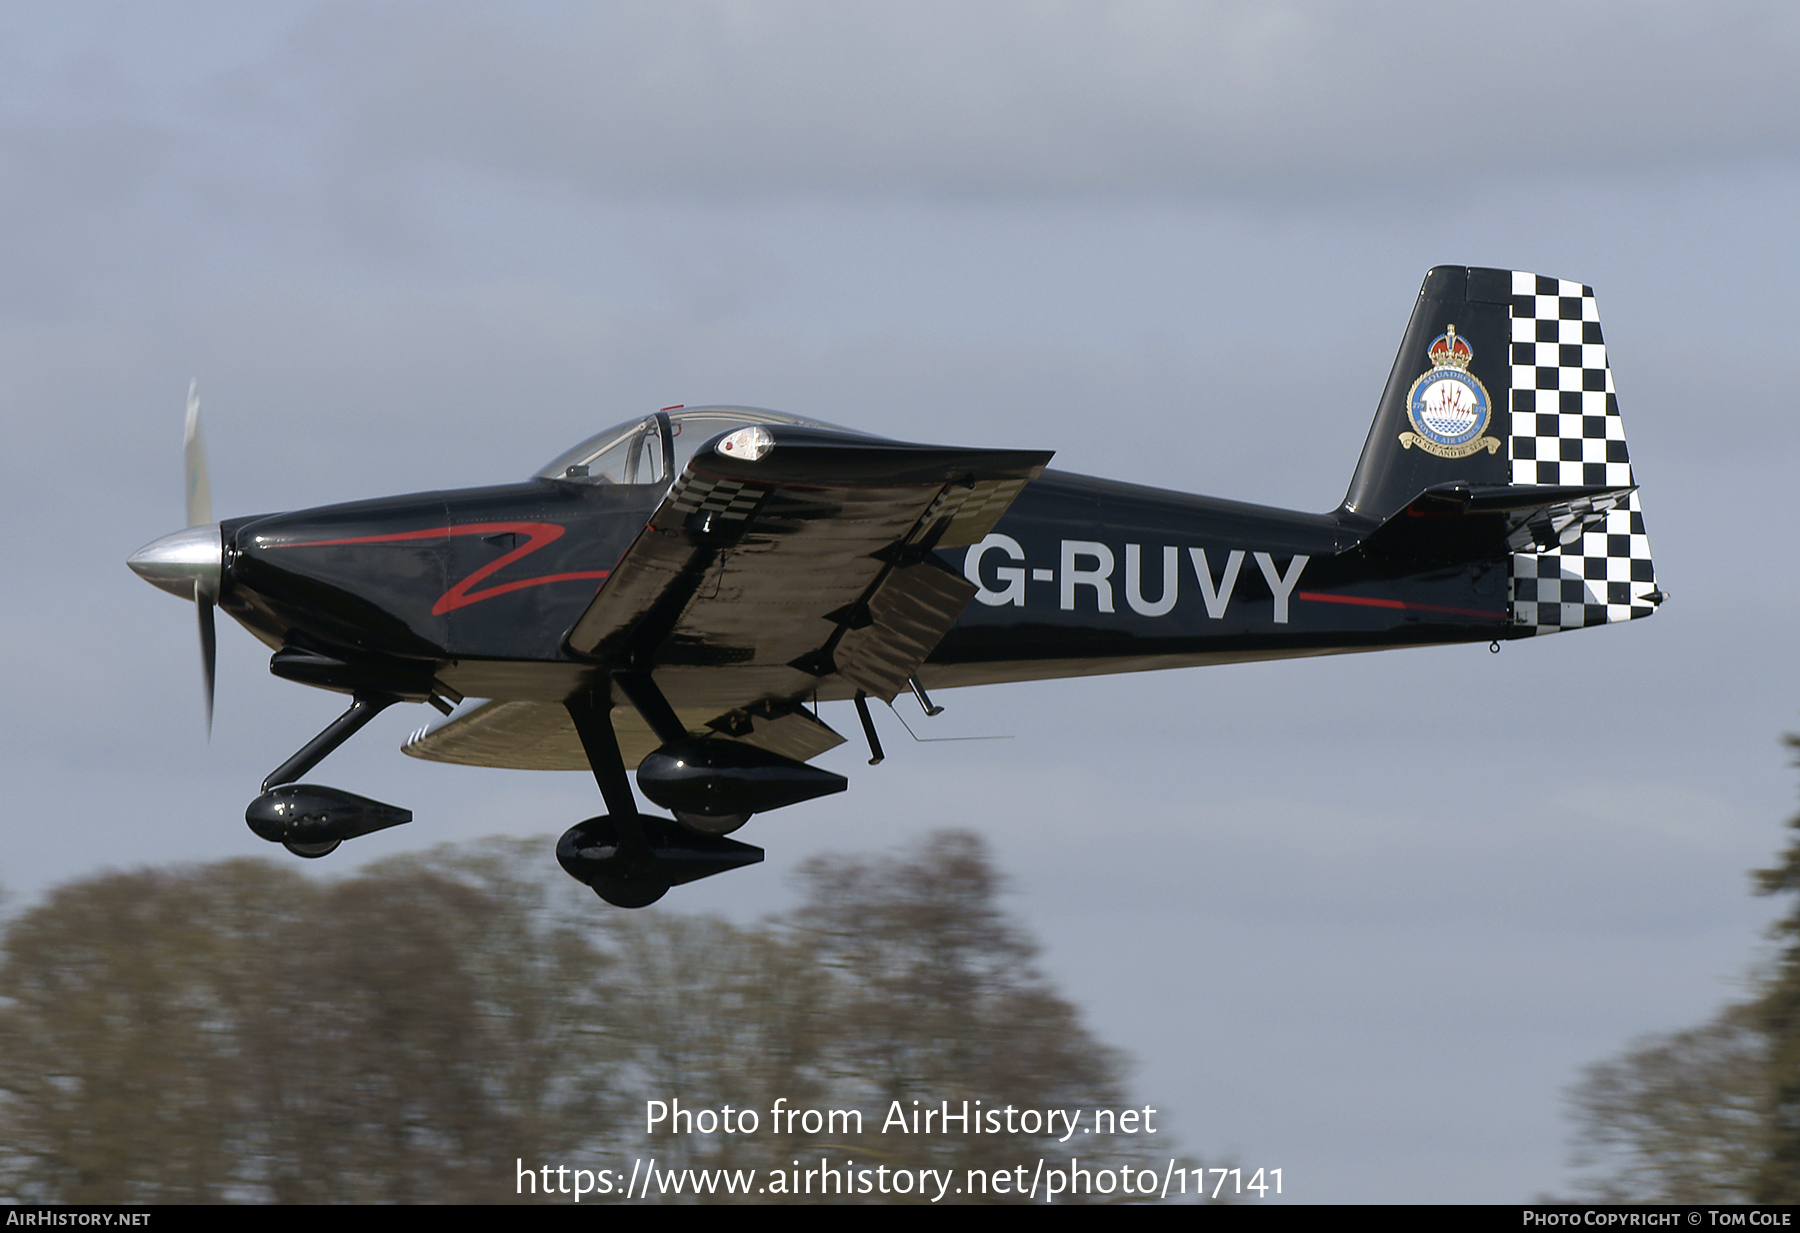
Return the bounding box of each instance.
[1398,324,1501,459]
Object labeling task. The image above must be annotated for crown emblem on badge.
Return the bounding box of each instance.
[1427,325,1473,372]
[1398,322,1501,459]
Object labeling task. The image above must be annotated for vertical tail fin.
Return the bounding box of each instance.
[1343,266,1661,635]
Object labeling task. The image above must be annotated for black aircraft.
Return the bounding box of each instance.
[129,266,1662,906]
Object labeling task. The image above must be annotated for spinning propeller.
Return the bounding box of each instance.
[186,383,216,734]
[127,381,224,735]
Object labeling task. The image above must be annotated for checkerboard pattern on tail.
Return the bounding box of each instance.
[1507,271,1659,633]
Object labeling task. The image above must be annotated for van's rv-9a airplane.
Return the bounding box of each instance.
[129,267,1663,907]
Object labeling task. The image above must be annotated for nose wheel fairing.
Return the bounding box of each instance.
[242,693,415,857]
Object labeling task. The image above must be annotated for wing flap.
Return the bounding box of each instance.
[833,560,978,700]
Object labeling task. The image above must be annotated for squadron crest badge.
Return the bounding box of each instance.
[1399,325,1501,458]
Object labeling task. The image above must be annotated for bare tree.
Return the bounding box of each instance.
[1566,1003,1766,1202]
[0,861,302,1201]
[1753,735,1800,1202]
[1565,737,1800,1203]
[778,831,1154,1190]
[0,846,618,1203]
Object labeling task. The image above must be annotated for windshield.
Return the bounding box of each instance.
[535,406,855,486]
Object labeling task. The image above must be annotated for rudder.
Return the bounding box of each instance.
[1505,271,1658,633]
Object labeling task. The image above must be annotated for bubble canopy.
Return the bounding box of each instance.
[535,406,852,487]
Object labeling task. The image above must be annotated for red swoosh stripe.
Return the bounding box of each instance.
[1295,591,1506,621]
[280,521,610,615]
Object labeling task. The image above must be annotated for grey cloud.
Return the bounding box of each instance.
[288,0,1800,197]
[7,2,1795,270]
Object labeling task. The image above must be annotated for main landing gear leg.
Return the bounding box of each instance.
[559,690,668,908]
[244,692,412,859]
[557,686,763,909]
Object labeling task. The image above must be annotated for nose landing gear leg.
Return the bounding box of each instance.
[244,693,412,858]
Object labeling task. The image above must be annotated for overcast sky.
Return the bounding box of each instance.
[4,1,1798,1203]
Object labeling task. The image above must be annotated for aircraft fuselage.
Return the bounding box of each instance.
[215,465,1512,710]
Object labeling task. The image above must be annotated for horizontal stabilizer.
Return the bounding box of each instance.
[1358,481,1635,564]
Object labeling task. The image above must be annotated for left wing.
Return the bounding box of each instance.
[566,426,1052,708]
